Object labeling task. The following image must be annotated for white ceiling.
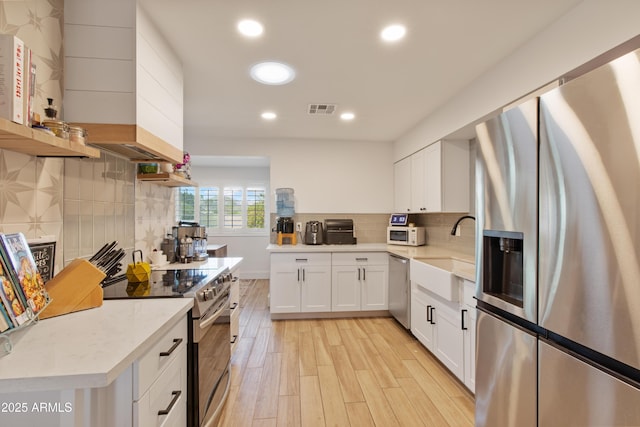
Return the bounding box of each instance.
[139,0,583,145]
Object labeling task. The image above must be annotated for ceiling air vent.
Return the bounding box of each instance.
[308,104,337,115]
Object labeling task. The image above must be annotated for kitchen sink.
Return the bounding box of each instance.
[410,257,475,302]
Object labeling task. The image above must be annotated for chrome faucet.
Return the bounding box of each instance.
[450,215,476,236]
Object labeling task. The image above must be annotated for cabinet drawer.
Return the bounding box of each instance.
[133,317,188,400]
[271,252,331,266]
[134,345,187,427]
[332,252,388,266]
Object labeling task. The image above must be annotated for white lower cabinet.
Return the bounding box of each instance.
[270,253,332,313]
[0,315,189,427]
[411,282,463,379]
[411,273,476,393]
[331,252,389,311]
[270,251,389,315]
[462,279,477,393]
[132,316,188,427]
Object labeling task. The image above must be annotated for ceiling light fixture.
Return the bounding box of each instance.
[261,111,277,120]
[340,112,355,121]
[381,24,406,42]
[250,61,296,85]
[237,19,264,37]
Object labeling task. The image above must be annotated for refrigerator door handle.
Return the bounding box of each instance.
[461,309,468,330]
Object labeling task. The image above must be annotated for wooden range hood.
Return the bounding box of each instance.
[76,123,183,164]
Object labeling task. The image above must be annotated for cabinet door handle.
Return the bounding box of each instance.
[298,268,300,282]
[430,307,436,325]
[426,305,432,322]
[158,390,181,416]
[358,267,361,281]
[355,258,368,261]
[362,267,366,281]
[231,334,238,344]
[461,309,468,330]
[230,302,239,310]
[295,258,308,262]
[303,268,306,282]
[159,338,183,357]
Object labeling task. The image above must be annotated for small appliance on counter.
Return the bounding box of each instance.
[387,214,425,246]
[304,221,324,245]
[173,221,208,262]
[324,219,356,245]
[275,216,296,245]
[274,188,297,245]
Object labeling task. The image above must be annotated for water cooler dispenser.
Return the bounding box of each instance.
[275,188,296,245]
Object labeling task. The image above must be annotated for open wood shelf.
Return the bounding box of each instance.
[136,173,197,187]
[0,117,100,158]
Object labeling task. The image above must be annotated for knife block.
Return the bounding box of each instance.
[39,259,106,319]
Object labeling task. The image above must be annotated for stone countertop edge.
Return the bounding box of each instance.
[266,243,476,281]
[0,298,193,394]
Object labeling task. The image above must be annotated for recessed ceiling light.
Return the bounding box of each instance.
[237,19,264,37]
[250,61,296,85]
[340,112,355,121]
[381,24,406,42]
[261,111,277,120]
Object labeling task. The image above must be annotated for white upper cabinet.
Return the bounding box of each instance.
[394,156,412,213]
[64,0,184,163]
[394,139,470,213]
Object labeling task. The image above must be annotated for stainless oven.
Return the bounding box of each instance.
[188,273,232,427]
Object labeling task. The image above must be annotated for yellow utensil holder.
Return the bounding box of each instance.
[126,250,151,282]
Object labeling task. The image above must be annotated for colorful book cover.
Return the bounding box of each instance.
[0,299,11,332]
[0,255,28,326]
[0,233,50,314]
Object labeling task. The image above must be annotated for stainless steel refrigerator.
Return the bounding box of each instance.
[475,46,640,426]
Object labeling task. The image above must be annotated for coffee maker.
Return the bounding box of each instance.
[172,221,209,262]
[275,217,296,245]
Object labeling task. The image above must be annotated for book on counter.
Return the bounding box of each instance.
[0,253,29,328]
[0,233,50,317]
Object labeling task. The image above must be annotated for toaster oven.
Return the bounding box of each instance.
[387,226,426,246]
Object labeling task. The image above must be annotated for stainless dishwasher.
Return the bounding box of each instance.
[388,253,410,329]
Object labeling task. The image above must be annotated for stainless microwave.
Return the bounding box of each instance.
[387,226,426,246]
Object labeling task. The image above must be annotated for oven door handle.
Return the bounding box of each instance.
[199,298,228,329]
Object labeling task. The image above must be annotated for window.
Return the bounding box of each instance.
[199,187,218,227]
[176,185,267,234]
[176,188,195,221]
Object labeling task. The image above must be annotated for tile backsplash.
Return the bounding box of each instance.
[270,212,476,256]
[63,154,136,264]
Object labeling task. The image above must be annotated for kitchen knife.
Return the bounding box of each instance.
[89,242,110,262]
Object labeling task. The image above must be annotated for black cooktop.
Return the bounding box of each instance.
[102,268,220,299]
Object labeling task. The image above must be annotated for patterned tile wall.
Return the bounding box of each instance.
[135,180,176,258]
[0,150,65,274]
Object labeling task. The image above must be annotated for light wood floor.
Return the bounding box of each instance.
[217,279,474,427]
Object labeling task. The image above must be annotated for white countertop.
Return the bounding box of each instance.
[151,256,243,272]
[267,243,389,252]
[266,243,476,281]
[0,298,193,393]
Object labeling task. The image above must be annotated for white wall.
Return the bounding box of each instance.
[395,0,640,160]
[185,136,394,214]
[191,165,271,279]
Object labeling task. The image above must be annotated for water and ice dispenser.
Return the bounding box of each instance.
[482,230,524,308]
